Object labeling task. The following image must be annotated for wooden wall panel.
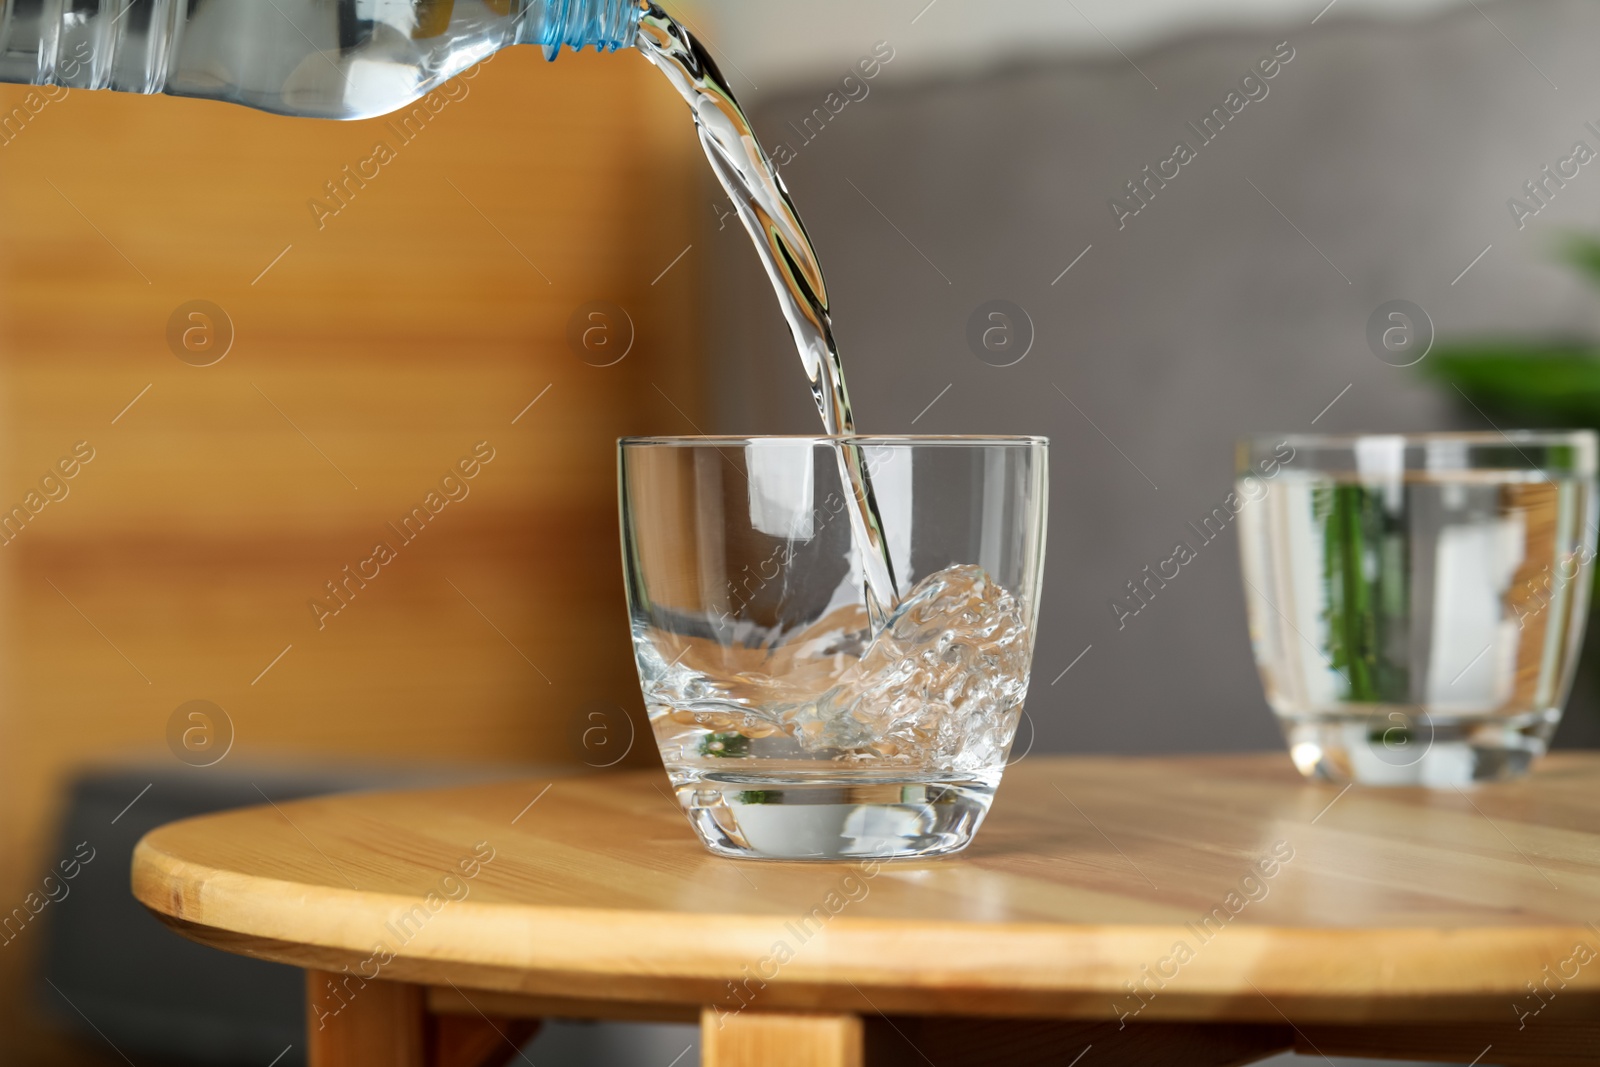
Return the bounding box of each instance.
[0,41,705,1063]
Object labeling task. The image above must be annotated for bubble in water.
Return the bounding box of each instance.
[640,564,1031,774]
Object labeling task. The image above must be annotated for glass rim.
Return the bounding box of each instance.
[618,434,1049,447]
[1241,430,1597,448]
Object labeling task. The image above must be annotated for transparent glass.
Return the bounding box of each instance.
[1236,431,1598,785]
[619,435,1049,860]
[0,0,640,118]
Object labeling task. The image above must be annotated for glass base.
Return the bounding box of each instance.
[1279,708,1559,785]
[672,775,996,861]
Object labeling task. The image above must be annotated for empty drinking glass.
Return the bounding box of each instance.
[1236,432,1598,784]
[619,435,1048,859]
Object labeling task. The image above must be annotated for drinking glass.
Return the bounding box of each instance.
[619,435,1048,860]
[1236,432,1598,785]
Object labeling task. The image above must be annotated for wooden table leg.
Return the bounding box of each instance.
[307,971,426,1067]
[702,1007,865,1067]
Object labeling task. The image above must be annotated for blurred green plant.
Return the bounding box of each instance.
[698,731,751,758]
[1421,236,1600,726]
[1422,236,1600,427]
[1314,484,1411,705]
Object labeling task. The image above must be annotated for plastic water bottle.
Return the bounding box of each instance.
[0,0,641,119]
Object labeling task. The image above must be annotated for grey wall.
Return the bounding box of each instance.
[697,0,1600,757]
[690,0,1468,88]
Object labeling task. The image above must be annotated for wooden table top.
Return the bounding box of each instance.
[132,754,1600,1025]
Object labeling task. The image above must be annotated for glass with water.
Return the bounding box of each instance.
[1237,432,1598,784]
[620,436,1048,860]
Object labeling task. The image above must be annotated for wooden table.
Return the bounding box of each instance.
[131,755,1600,1067]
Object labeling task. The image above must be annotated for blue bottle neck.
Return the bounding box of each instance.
[521,0,646,59]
